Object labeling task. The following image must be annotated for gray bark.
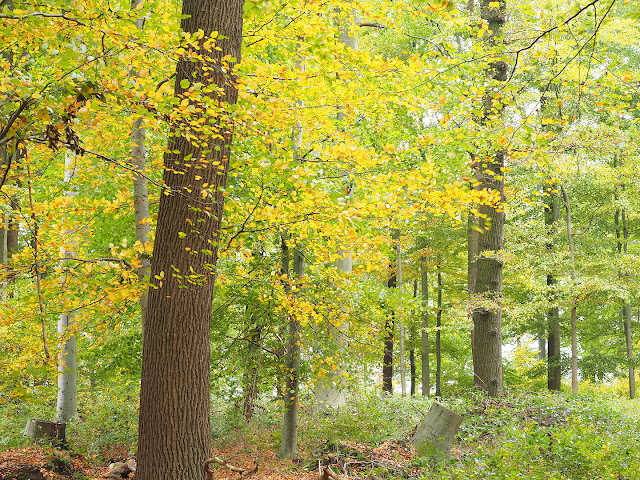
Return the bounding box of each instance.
[130,0,151,338]
[560,185,578,394]
[435,263,442,398]
[56,150,77,424]
[280,244,304,458]
[397,235,406,397]
[411,403,463,460]
[420,254,430,397]
[545,188,561,391]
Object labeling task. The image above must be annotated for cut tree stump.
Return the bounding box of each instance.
[410,403,462,460]
[24,419,67,448]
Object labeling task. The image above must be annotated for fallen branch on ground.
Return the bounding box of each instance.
[204,456,259,480]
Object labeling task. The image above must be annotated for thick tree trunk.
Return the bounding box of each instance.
[56,150,77,425]
[420,254,430,397]
[315,248,350,411]
[435,264,442,398]
[470,0,507,397]
[280,246,304,458]
[136,1,243,478]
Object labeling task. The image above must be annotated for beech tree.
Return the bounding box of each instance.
[136,0,244,478]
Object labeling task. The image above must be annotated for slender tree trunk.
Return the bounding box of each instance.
[560,185,578,394]
[136,1,243,477]
[616,197,635,399]
[397,234,406,397]
[243,309,263,422]
[280,245,304,458]
[538,334,546,361]
[131,0,150,342]
[420,253,430,397]
[545,186,561,390]
[0,213,6,298]
[409,280,418,397]
[624,304,635,399]
[622,209,634,399]
[56,149,77,424]
[470,0,507,397]
[382,272,396,394]
[435,263,442,398]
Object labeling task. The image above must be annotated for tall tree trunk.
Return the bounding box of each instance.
[622,209,634,399]
[314,8,358,409]
[396,234,406,397]
[435,262,442,398]
[616,196,635,399]
[409,280,418,397]
[136,0,243,478]
[382,272,396,394]
[560,185,578,394]
[243,309,263,422]
[545,187,561,391]
[130,0,150,341]
[0,209,6,298]
[470,0,507,397]
[624,303,635,399]
[280,244,303,459]
[420,253,430,397]
[56,149,77,424]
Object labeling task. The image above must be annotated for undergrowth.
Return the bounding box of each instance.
[2,386,640,479]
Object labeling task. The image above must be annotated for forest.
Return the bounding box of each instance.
[2,0,640,478]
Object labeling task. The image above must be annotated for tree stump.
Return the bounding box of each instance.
[410,403,462,460]
[24,419,67,448]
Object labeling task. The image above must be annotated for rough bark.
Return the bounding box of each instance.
[136,1,243,478]
[420,254,430,397]
[470,0,507,397]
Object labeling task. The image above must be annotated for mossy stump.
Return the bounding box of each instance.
[410,403,462,460]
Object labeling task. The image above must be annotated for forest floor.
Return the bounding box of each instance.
[2,391,640,479]
[0,440,418,479]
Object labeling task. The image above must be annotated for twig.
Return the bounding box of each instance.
[0,12,89,25]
